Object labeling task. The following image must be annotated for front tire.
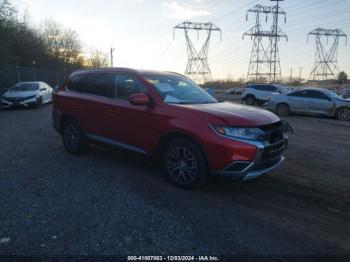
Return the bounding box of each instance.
[162,139,207,189]
[336,108,350,121]
[62,120,89,155]
[245,95,256,106]
[276,104,291,117]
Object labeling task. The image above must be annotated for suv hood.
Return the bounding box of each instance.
[185,102,280,127]
[3,91,38,98]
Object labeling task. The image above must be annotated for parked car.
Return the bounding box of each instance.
[242,84,291,106]
[53,68,290,188]
[1,82,53,109]
[343,90,350,100]
[266,88,350,121]
[227,87,244,95]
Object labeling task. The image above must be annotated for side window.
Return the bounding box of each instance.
[67,75,86,93]
[307,91,330,100]
[85,74,114,98]
[115,75,147,101]
[289,90,308,98]
[269,85,279,92]
[67,74,114,98]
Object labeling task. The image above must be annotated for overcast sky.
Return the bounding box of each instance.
[11,0,350,80]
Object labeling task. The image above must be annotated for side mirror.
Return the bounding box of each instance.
[40,88,46,92]
[129,93,149,106]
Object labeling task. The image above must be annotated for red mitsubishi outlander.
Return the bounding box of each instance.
[53,68,289,188]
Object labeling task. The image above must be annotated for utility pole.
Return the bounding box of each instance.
[299,67,303,81]
[174,21,222,84]
[32,61,36,81]
[290,67,293,81]
[307,28,347,80]
[110,47,115,67]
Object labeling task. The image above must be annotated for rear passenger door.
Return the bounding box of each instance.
[66,73,115,137]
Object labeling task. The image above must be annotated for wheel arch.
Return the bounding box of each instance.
[155,132,209,168]
[59,114,79,134]
[276,102,291,112]
[335,106,350,119]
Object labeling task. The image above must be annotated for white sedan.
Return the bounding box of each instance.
[1,82,53,109]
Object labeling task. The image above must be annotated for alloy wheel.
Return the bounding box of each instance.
[63,124,81,152]
[337,108,350,121]
[166,146,198,185]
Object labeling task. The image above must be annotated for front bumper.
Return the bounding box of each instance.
[213,136,288,181]
[1,97,37,108]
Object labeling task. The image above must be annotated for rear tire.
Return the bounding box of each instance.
[336,108,350,121]
[62,120,89,155]
[276,104,291,117]
[162,139,207,189]
[246,95,256,106]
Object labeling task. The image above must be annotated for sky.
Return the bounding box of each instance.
[11,0,350,80]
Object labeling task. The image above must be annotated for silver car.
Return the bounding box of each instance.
[1,82,53,109]
[266,88,350,121]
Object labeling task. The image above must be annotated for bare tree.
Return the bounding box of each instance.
[41,19,82,65]
[0,0,16,22]
[89,49,108,68]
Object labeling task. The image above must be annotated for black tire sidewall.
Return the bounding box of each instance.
[62,120,88,155]
[246,96,256,105]
[162,139,207,189]
[337,108,350,121]
[276,104,290,116]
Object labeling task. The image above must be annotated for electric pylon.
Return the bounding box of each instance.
[243,1,287,82]
[307,28,347,80]
[174,21,222,84]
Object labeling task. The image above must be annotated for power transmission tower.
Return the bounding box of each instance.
[174,21,222,84]
[307,28,347,80]
[243,1,287,83]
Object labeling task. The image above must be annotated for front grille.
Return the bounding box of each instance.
[262,141,286,160]
[4,97,26,103]
[259,121,287,160]
[260,121,285,144]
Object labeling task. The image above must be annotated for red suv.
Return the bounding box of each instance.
[53,68,289,188]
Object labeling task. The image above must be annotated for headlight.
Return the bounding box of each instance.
[211,125,265,141]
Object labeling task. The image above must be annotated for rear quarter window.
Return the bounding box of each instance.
[67,75,86,93]
[67,73,114,98]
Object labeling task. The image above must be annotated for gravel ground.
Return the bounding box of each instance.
[0,104,349,256]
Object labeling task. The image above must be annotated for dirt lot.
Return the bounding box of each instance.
[0,102,349,256]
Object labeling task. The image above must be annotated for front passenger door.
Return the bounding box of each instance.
[287,91,310,113]
[105,74,156,155]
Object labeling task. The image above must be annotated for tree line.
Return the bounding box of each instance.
[0,0,108,72]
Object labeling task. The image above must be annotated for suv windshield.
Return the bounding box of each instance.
[10,83,39,92]
[143,74,218,105]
